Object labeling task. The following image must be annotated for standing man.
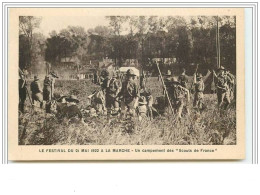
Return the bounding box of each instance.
[43,75,52,102]
[119,69,140,120]
[30,76,43,108]
[43,72,58,102]
[50,72,58,98]
[171,77,190,119]
[19,72,27,113]
[105,71,122,123]
[193,73,205,112]
[214,66,230,109]
[178,68,189,88]
[100,69,110,91]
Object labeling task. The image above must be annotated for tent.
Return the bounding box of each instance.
[119,67,140,77]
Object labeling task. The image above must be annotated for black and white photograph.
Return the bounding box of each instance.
[18,14,237,146]
[4,7,244,160]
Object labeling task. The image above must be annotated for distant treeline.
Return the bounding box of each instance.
[19,16,236,75]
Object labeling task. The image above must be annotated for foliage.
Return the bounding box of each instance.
[19,16,43,70]
[19,15,236,75]
[45,26,88,63]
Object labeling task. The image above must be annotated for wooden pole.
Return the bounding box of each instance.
[156,61,174,114]
[216,17,219,68]
[217,16,221,68]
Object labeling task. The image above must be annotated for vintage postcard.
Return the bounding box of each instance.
[8,7,245,160]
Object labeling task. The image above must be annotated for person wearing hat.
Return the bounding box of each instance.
[170,77,190,119]
[52,94,68,116]
[100,69,110,90]
[193,73,205,111]
[43,72,58,102]
[43,75,52,102]
[105,70,122,123]
[162,70,174,100]
[213,66,231,109]
[30,75,43,108]
[19,72,27,113]
[178,68,189,88]
[119,69,140,120]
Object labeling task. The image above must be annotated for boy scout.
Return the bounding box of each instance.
[106,71,122,122]
[19,73,27,113]
[30,76,43,108]
[214,66,231,109]
[171,77,190,119]
[43,75,52,102]
[119,69,140,119]
[193,73,205,112]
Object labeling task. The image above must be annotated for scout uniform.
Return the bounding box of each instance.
[30,76,43,108]
[119,69,140,118]
[19,74,27,113]
[171,78,190,119]
[43,76,52,101]
[106,71,122,121]
[100,70,109,90]
[43,72,58,101]
[215,66,230,109]
[193,73,205,111]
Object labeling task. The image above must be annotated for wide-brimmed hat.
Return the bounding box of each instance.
[56,94,68,102]
[218,66,225,71]
[66,95,79,103]
[139,96,147,105]
[34,75,39,81]
[126,69,136,76]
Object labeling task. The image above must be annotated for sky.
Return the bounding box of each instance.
[36,16,109,37]
[35,15,234,38]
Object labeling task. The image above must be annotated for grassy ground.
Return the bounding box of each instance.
[19,77,236,145]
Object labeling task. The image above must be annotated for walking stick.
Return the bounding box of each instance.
[155,61,174,114]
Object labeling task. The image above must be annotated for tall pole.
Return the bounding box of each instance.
[216,16,219,68]
[217,16,221,68]
[156,61,174,114]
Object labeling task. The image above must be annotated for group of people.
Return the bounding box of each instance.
[161,65,235,119]
[19,71,58,114]
[19,65,235,126]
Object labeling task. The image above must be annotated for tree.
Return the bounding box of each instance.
[19,16,42,69]
[45,26,88,64]
[106,16,128,66]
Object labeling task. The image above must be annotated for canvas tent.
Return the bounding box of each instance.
[119,67,140,77]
